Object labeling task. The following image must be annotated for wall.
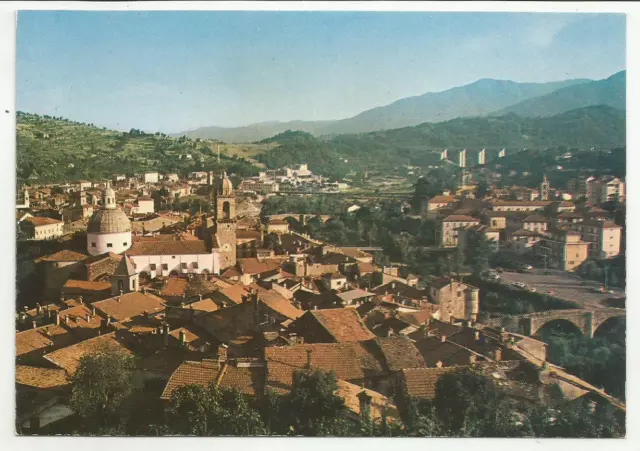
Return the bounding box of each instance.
[130,252,219,277]
[87,231,132,256]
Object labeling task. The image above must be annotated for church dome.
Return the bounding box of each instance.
[87,208,132,234]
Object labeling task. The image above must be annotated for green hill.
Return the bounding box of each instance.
[16,112,260,185]
[328,105,625,170]
[256,130,348,181]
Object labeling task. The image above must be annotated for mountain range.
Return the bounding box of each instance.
[177,71,625,143]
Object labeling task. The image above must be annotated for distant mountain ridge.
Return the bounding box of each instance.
[176,74,626,142]
[495,71,625,118]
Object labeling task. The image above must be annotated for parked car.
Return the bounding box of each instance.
[513,282,526,289]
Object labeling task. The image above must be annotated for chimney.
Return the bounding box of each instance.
[440,335,447,343]
[469,354,477,364]
[199,294,203,301]
[106,315,112,325]
[163,323,170,347]
[91,305,96,316]
[474,331,480,341]
[116,296,121,303]
[357,390,373,420]
[179,330,187,347]
[85,314,91,323]
[435,361,443,368]
[54,311,60,326]
[36,303,42,315]
[217,344,228,363]
[495,348,503,362]
[78,296,84,305]
[306,349,313,369]
[32,320,37,329]
[64,316,69,326]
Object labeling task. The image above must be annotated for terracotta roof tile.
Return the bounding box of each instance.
[308,309,375,342]
[160,278,189,297]
[43,333,133,375]
[63,279,111,292]
[161,360,265,400]
[93,292,166,322]
[16,365,69,389]
[265,342,385,394]
[26,216,63,226]
[36,250,88,262]
[237,258,282,275]
[16,325,73,357]
[442,215,480,222]
[375,336,426,371]
[401,366,466,399]
[126,240,210,256]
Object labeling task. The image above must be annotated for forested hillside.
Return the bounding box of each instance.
[16,112,259,185]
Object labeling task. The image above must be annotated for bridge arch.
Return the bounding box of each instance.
[593,315,625,340]
[532,318,584,338]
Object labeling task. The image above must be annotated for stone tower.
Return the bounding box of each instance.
[214,172,237,269]
[540,174,550,201]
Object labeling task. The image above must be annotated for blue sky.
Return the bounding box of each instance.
[17,11,625,133]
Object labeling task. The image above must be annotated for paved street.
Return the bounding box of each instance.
[497,270,625,309]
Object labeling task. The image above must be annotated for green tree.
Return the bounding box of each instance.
[69,345,137,433]
[166,384,267,436]
[285,368,348,436]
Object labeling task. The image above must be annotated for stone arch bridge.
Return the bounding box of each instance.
[483,308,625,338]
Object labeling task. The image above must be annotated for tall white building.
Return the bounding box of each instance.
[86,185,133,256]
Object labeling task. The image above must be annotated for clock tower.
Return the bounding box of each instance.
[214,172,237,270]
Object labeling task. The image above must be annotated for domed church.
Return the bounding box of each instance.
[87,183,132,256]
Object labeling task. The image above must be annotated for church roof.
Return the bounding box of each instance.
[87,208,131,234]
[114,255,137,277]
[126,240,210,256]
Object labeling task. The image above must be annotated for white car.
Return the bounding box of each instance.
[513,282,526,289]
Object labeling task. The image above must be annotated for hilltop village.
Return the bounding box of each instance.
[15,163,626,435]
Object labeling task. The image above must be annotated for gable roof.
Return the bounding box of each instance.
[16,325,73,357]
[265,342,385,394]
[93,292,166,322]
[442,215,480,222]
[43,333,133,375]
[114,255,137,276]
[374,336,426,371]
[126,240,210,256]
[161,360,266,400]
[16,365,69,389]
[401,366,466,399]
[36,250,88,263]
[306,309,375,342]
[62,279,111,293]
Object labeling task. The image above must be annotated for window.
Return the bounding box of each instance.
[91,242,96,247]
[107,243,113,248]
[123,242,128,246]
[150,264,157,270]
[457,291,462,297]
[576,253,579,257]
[172,256,176,259]
[162,264,168,270]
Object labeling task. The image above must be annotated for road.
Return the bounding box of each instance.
[497,269,625,309]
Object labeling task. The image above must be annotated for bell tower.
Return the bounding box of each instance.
[214,172,237,269]
[540,174,550,201]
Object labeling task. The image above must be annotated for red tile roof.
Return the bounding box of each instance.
[63,279,111,292]
[159,278,189,297]
[265,342,385,394]
[307,309,375,342]
[27,216,63,226]
[375,336,426,371]
[16,325,73,357]
[237,258,283,275]
[16,365,69,389]
[36,250,88,262]
[126,240,210,256]
[160,360,265,400]
[93,292,166,322]
[442,215,480,222]
[401,366,466,399]
[43,333,133,375]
